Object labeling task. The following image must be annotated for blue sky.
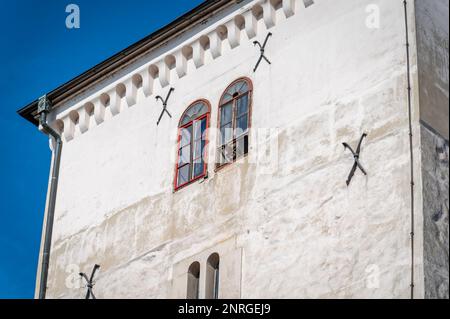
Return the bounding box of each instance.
[0,0,203,299]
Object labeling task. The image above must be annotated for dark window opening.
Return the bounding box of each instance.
[187,261,200,299]
[217,79,252,168]
[175,101,210,190]
[205,253,220,299]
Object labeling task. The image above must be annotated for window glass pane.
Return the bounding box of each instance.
[193,117,207,162]
[201,118,207,139]
[220,122,233,145]
[181,102,208,126]
[193,120,202,142]
[227,81,248,97]
[193,117,207,141]
[186,106,195,118]
[236,135,249,158]
[220,80,249,105]
[217,147,226,166]
[197,103,208,116]
[179,145,191,165]
[226,82,241,98]
[220,103,232,126]
[191,103,201,115]
[236,114,248,134]
[180,126,192,147]
[177,165,190,185]
[181,114,192,127]
[237,81,248,94]
[237,94,248,116]
[201,138,206,159]
[221,93,233,104]
[193,161,204,178]
[217,147,223,165]
[227,83,239,96]
[217,145,231,166]
[189,103,204,119]
[193,140,202,161]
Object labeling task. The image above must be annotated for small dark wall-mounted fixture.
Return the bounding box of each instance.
[343,133,368,186]
[156,87,175,125]
[79,264,100,299]
[253,32,272,72]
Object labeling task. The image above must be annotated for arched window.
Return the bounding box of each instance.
[175,100,210,190]
[187,261,200,299]
[205,253,220,299]
[217,78,252,168]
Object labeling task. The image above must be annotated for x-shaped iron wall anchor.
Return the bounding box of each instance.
[253,32,272,72]
[79,264,100,299]
[156,87,175,125]
[343,133,368,186]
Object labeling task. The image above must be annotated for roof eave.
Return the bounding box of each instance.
[17,0,236,126]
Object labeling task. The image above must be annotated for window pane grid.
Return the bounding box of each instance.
[177,164,190,185]
[179,144,191,164]
[217,79,251,169]
[236,112,249,137]
[219,120,232,128]
[217,141,234,165]
[176,109,208,188]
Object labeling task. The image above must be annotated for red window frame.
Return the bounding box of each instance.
[174,100,211,191]
[216,77,253,170]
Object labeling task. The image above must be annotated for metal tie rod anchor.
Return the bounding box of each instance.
[343,133,368,186]
[156,87,175,125]
[253,32,272,72]
[79,264,100,299]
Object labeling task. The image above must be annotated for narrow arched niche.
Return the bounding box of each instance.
[205,253,220,299]
[187,261,200,299]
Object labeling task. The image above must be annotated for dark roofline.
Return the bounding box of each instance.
[17,0,235,126]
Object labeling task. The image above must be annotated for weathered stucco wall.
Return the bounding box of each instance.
[41,0,427,298]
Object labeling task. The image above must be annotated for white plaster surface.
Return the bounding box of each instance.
[40,0,430,299]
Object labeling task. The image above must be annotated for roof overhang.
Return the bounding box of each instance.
[17,0,237,126]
